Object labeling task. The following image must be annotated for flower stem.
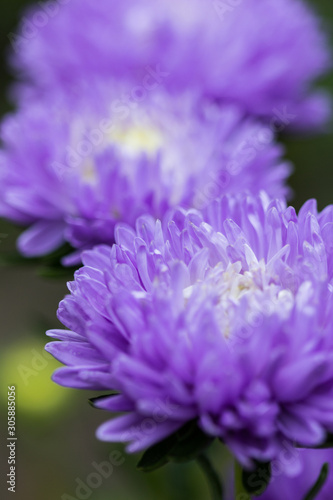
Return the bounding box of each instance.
[197,453,224,500]
[235,460,252,500]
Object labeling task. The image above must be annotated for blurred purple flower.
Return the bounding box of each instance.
[0,91,289,262]
[46,193,333,465]
[258,449,333,500]
[11,0,330,130]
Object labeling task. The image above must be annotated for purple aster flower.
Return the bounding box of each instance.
[10,0,330,130]
[46,193,333,466]
[258,449,333,500]
[0,90,289,262]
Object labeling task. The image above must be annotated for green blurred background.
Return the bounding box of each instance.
[0,1,333,499]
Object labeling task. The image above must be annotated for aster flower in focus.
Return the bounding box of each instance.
[0,91,289,263]
[46,193,333,470]
[10,0,330,130]
[2,0,332,496]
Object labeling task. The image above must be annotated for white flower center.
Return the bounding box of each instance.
[184,261,294,338]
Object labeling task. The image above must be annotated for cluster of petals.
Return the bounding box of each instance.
[46,193,333,465]
[1,0,330,261]
[12,0,330,129]
[0,92,289,262]
[259,448,333,500]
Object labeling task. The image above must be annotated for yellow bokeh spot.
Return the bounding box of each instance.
[81,159,97,184]
[109,125,163,157]
[1,341,70,415]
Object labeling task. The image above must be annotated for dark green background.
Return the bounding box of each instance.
[0,1,333,499]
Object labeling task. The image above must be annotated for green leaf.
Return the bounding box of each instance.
[88,393,119,408]
[168,421,214,462]
[242,461,271,496]
[303,463,329,500]
[137,433,178,472]
[137,420,215,472]
[197,454,224,500]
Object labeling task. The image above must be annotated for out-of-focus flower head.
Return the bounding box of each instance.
[258,448,333,500]
[10,0,331,130]
[0,90,289,263]
[46,193,333,466]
